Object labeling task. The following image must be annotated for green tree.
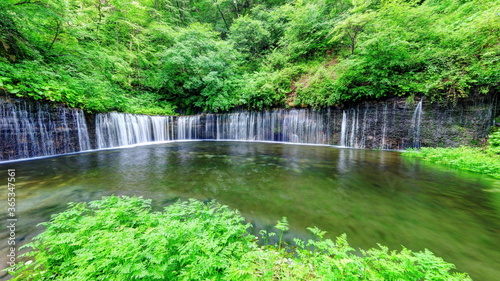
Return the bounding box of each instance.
[229,15,271,60]
[159,23,242,112]
[280,0,335,61]
[330,10,375,55]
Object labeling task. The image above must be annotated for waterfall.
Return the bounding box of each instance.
[94,109,327,145]
[410,101,423,148]
[1,94,498,161]
[335,101,426,150]
[151,116,173,141]
[205,114,216,139]
[349,109,358,148]
[0,98,91,161]
[381,103,388,149]
[177,115,201,140]
[339,109,360,148]
[340,111,347,146]
[95,113,174,148]
[75,110,91,151]
[211,109,328,143]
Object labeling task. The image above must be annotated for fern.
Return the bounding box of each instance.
[7,196,471,281]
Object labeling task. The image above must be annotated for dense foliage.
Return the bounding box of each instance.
[9,196,471,280]
[403,134,500,179]
[0,0,499,114]
[488,131,500,155]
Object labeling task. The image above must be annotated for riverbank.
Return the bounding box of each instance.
[403,145,500,179]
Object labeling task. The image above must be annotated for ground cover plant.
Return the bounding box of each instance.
[8,195,471,280]
[404,132,500,179]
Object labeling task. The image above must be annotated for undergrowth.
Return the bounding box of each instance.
[403,140,500,179]
[7,196,471,280]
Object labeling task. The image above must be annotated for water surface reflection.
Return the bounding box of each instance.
[1,141,499,280]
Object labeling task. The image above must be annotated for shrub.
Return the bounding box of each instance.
[403,145,500,179]
[8,196,471,280]
[488,131,500,154]
[10,196,254,280]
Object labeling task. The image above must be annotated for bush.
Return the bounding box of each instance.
[10,196,254,280]
[8,196,471,280]
[488,131,500,154]
[403,145,500,179]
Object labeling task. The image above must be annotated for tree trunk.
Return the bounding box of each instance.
[214,1,230,31]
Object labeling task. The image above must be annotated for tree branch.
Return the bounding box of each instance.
[214,1,230,31]
[47,19,62,51]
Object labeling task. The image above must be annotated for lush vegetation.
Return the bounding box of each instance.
[9,196,471,280]
[404,132,500,179]
[1,0,498,114]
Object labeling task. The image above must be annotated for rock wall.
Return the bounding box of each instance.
[0,91,498,161]
[327,95,498,149]
[0,91,90,161]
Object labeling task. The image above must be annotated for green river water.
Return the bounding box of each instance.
[1,141,499,280]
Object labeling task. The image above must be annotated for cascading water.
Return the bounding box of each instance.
[349,109,358,148]
[75,110,91,151]
[1,94,497,161]
[340,111,347,146]
[339,108,361,148]
[151,116,174,142]
[381,103,388,150]
[92,109,328,147]
[335,101,428,150]
[211,109,329,144]
[177,115,201,140]
[95,113,174,148]
[0,97,90,161]
[410,101,423,148]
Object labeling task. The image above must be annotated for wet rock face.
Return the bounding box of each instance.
[175,96,497,150]
[0,92,498,161]
[328,95,498,149]
[0,92,90,161]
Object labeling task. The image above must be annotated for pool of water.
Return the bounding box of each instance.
[1,141,499,280]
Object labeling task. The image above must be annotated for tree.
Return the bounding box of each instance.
[159,23,242,112]
[229,15,270,59]
[279,0,335,61]
[330,10,375,55]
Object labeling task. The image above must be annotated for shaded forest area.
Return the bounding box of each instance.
[0,0,499,114]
